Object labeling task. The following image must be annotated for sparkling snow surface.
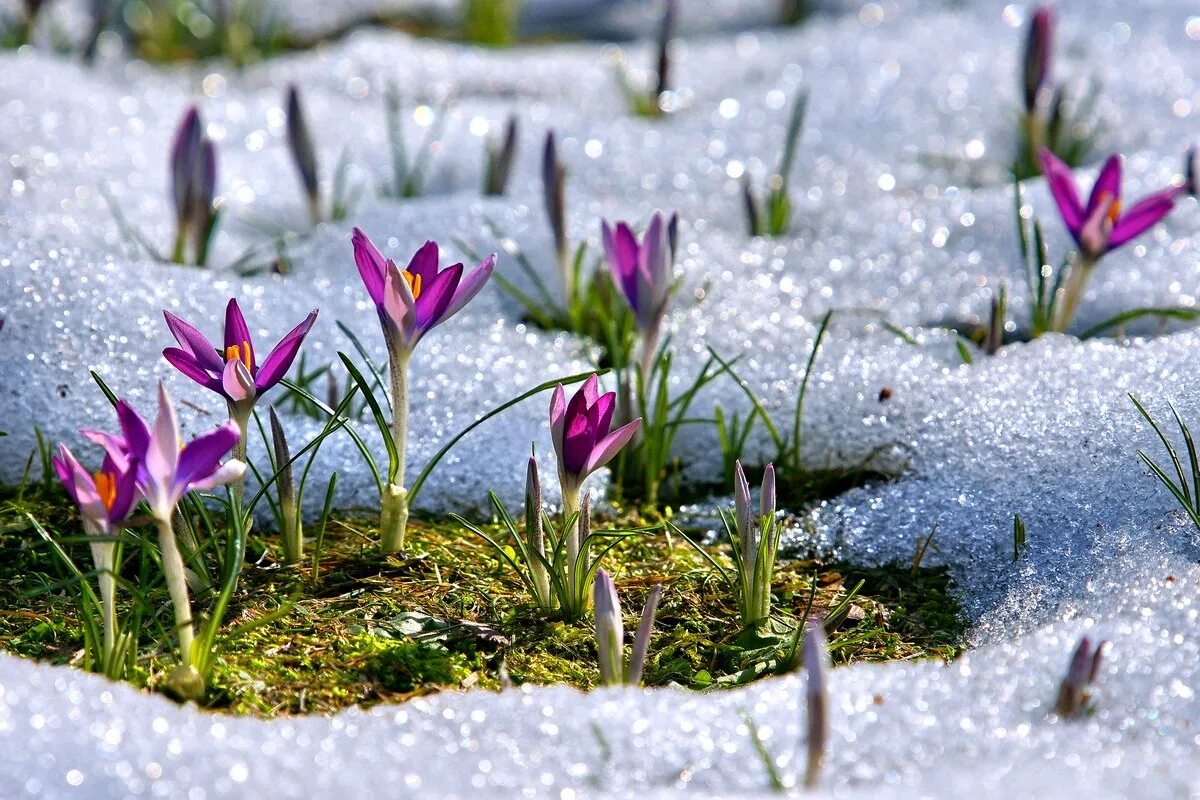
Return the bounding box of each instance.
[2,0,1200,797]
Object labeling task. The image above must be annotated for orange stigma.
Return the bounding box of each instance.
[1099,191,1121,225]
[402,270,423,300]
[93,471,117,512]
[224,341,253,369]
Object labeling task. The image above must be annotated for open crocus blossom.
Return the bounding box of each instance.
[86,383,244,676]
[162,299,318,443]
[53,444,141,669]
[550,374,641,563]
[601,211,679,378]
[1039,149,1177,331]
[351,228,496,553]
[1040,149,1176,260]
[352,229,495,357]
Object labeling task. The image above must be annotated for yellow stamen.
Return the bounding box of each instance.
[402,270,423,300]
[94,471,117,513]
[224,341,253,369]
[1099,191,1120,225]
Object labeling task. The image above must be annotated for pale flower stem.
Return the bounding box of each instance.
[562,485,581,570]
[228,402,253,508]
[380,350,412,553]
[1054,254,1095,333]
[155,516,195,668]
[89,537,116,664]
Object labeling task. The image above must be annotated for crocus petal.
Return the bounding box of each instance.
[162,347,222,393]
[80,429,133,472]
[1085,155,1122,218]
[114,400,152,461]
[612,223,642,308]
[1077,194,1115,259]
[189,458,246,494]
[592,567,624,686]
[1039,148,1084,233]
[53,445,86,508]
[223,299,255,371]
[163,311,222,371]
[580,374,600,406]
[144,384,181,514]
[1109,191,1176,248]
[106,456,142,523]
[405,240,441,287]
[222,359,256,404]
[561,408,597,477]
[440,254,496,320]
[591,391,616,438]
[549,384,567,462]
[254,309,318,393]
[582,418,642,477]
[383,261,415,341]
[172,421,240,500]
[413,262,462,330]
[352,228,388,305]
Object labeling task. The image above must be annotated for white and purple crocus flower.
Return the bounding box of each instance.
[352,228,496,553]
[1039,148,1178,331]
[85,383,244,674]
[549,374,641,566]
[601,211,678,380]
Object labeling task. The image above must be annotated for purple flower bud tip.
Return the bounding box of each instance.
[1022,6,1053,113]
[761,463,776,520]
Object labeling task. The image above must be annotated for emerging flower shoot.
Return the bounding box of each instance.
[615,0,677,117]
[169,106,219,266]
[1054,636,1107,717]
[593,568,663,686]
[285,83,321,225]
[801,618,829,789]
[483,113,519,196]
[743,89,809,236]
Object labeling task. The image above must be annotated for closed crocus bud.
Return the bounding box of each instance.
[285,84,321,223]
[484,114,519,196]
[801,618,829,789]
[760,463,776,521]
[626,585,663,686]
[1185,146,1199,197]
[541,130,569,286]
[1055,636,1107,717]
[525,455,550,606]
[171,107,203,228]
[733,460,754,561]
[593,568,624,686]
[1022,6,1053,114]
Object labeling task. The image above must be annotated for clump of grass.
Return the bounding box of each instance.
[0,485,967,717]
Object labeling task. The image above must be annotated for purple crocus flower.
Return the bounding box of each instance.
[352,228,496,356]
[1040,149,1177,261]
[53,443,141,667]
[162,299,318,416]
[86,383,244,521]
[601,211,678,333]
[53,445,141,534]
[549,374,642,499]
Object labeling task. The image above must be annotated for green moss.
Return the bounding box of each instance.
[0,486,969,718]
